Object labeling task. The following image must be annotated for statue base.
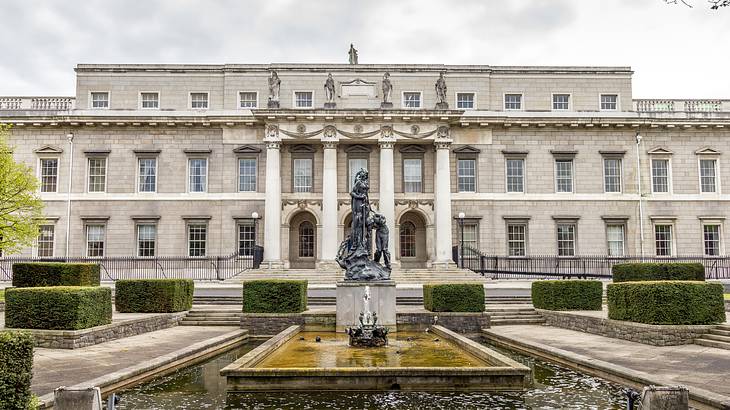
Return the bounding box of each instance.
[267,100,280,109]
[336,280,396,333]
[380,102,393,109]
[435,102,449,110]
[324,102,337,109]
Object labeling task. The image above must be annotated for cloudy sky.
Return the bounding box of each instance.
[1,0,728,98]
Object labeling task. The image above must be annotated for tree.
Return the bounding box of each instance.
[0,124,44,255]
[664,0,729,9]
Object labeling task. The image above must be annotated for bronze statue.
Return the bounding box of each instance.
[372,213,391,270]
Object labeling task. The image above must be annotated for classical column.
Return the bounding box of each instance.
[433,126,455,267]
[319,140,339,265]
[263,125,283,268]
[378,130,396,261]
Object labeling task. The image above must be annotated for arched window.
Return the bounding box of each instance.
[400,221,416,257]
[299,221,315,258]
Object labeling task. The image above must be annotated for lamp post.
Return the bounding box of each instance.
[251,211,260,247]
[458,212,465,268]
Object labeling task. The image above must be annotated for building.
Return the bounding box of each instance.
[1,62,729,270]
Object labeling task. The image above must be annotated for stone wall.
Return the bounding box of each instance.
[241,313,305,337]
[398,311,489,334]
[537,309,714,346]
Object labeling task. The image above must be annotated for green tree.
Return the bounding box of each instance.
[0,124,44,255]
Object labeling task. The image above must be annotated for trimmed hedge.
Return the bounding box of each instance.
[115,279,194,313]
[0,331,34,409]
[242,280,307,313]
[5,286,112,330]
[607,281,726,325]
[423,283,485,312]
[612,263,705,283]
[532,280,603,311]
[12,262,100,288]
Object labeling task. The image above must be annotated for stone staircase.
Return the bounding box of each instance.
[485,305,545,326]
[179,308,242,326]
[695,324,730,350]
[226,267,488,285]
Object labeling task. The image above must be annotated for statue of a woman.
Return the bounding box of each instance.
[435,71,447,106]
[324,73,335,104]
[382,72,392,104]
[350,169,370,250]
[268,71,281,108]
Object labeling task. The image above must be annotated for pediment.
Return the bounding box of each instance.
[398,144,427,154]
[34,145,63,154]
[344,144,372,154]
[695,146,721,155]
[647,146,673,155]
[452,145,481,154]
[232,145,262,154]
[289,144,316,153]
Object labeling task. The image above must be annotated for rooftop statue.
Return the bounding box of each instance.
[382,72,392,104]
[268,71,281,108]
[324,73,335,103]
[435,71,448,109]
[348,44,359,65]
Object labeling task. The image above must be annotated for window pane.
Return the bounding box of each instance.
[293,158,313,192]
[403,92,421,108]
[700,159,717,193]
[298,221,314,257]
[463,224,478,249]
[507,224,526,256]
[141,92,159,109]
[348,158,368,190]
[557,224,576,256]
[40,158,58,192]
[456,93,474,109]
[553,94,570,110]
[238,223,256,256]
[37,225,54,257]
[86,225,105,257]
[188,224,207,257]
[138,158,157,192]
[457,159,476,192]
[652,159,669,193]
[238,158,257,192]
[654,225,672,256]
[88,158,106,192]
[137,224,156,257]
[704,224,721,256]
[189,159,207,192]
[601,94,618,110]
[403,158,422,193]
[606,225,625,256]
[295,92,313,108]
[239,92,257,108]
[400,222,416,257]
[191,93,208,108]
[555,160,573,193]
[91,92,109,108]
[506,159,524,192]
[604,158,622,193]
[505,94,522,110]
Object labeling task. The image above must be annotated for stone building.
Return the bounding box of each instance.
[1,62,729,269]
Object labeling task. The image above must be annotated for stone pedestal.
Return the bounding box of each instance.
[435,102,449,109]
[324,102,337,109]
[267,100,280,108]
[336,280,396,332]
[380,102,393,109]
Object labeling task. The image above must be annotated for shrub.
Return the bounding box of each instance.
[115,279,194,313]
[612,263,705,283]
[0,331,34,409]
[423,283,485,312]
[242,280,307,313]
[12,262,100,287]
[532,280,603,311]
[5,287,112,330]
[607,281,726,325]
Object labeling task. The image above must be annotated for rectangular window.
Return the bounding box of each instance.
[651,159,670,193]
[190,92,208,109]
[606,225,625,256]
[188,158,207,193]
[703,224,721,256]
[37,225,54,257]
[557,223,576,256]
[87,158,107,193]
[463,224,478,249]
[504,94,522,110]
[403,92,421,108]
[456,93,475,109]
[137,224,156,257]
[699,159,717,193]
[91,92,109,109]
[603,158,622,193]
[555,160,573,193]
[239,92,257,108]
[654,224,673,256]
[238,223,256,256]
[403,158,423,193]
[293,158,313,193]
[294,91,313,108]
[506,159,524,193]
[507,224,527,257]
[552,94,570,110]
[348,158,368,190]
[40,158,58,193]
[238,158,257,192]
[457,159,476,192]
[600,94,618,111]
[138,158,157,193]
[86,224,105,257]
[140,92,159,109]
[188,224,207,257]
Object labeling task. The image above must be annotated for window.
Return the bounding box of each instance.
[294,91,313,108]
[188,158,207,192]
[603,158,622,193]
[238,158,257,192]
[348,158,368,190]
[456,93,475,109]
[239,92,257,108]
[600,94,618,111]
[504,94,522,110]
[188,224,207,257]
[86,225,105,257]
[506,159,524,193]
[400,221,416,257]
[557,223,576,256]
[140,92,159,109]
[457,159,476,192]
[606,225,625,256]
[298,221,315,258]
[703,224,721,256]
[403,92,421,108]
[40,158,58,192]
[699,159,717,193]
[138,158,157,193]
[37,225,54,257]
[552,94,570,110]
[507,224,526,256]
[87,158,107,193]
[293,158,313,193]
[651,159,670,193]
[463,223,478,249]
[403,158,423,193]
[190,93,208,109]
[654,224,673,256]
[555,160,573,193]
[90,92,109,109]
[238,223,256,256]
[137,224,156,257]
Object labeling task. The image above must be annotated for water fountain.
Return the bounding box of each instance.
[345,286,388,347]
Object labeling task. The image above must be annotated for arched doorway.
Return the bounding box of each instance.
[398,211,427,269]
[289,212,317,269]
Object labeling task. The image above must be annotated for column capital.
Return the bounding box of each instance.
[378,139,395,149]
[434,139,452,150]
[322,140,339,149]
[265,140,281,150]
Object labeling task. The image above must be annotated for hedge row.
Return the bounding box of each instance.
[115,279,194,313]
[531,280,603,311]
[612,263,705,283]
[242,280,307,313]
[423,283,484,312]
[607,281,726,325]
[5,287,112,330]
[0,331,34,409]
[12,262,100,288]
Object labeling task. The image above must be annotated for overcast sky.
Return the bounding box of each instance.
[1,0,728,98]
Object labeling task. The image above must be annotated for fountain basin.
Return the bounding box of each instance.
[221,325,531,391]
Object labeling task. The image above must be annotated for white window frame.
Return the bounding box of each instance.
[551,93,571,111]
[701,222,723,257]
[455,92,476,110]
[653,223,675,257]
[85,224,106,258]
[38,156,60,193]
[136,223,157,258]
[698,157,720,194]
[599,93,620,111]
[505,158,526,193]
[506,223,528,257]
[457,158,477,193]
[556,222,577,257]
[237,157,257,192]
[189,92,210,110]
[602,158,623,193]
[650,157,673,194]
[503,93,523,111]
[86,157,108,193]
[605,224,626,257]
[187,223,208,257]
[89,91,110,110]
[138,91,160,110]
[35,224,56,258]
[292,90,315,109]
[401,91,422,109]
[238,91,259,109]
[136,157,158,193]
[187,158,208,193]
[237,221,257,257]
[554,159,574,193]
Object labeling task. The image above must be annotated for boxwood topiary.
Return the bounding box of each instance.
[5,286,112,330]
[612,262,705,283]
[423,283,485,312]
[532,280,603,311]
[12,262,100,287]
[115,279,194,313]
[0,331,34,409]
[607,281,726,325]
[242,280,307,313]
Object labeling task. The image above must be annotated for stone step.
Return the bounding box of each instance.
[179,320,240,326]
[490,318,545,326]
[701,333,730,343]
[184,313,242,319]
[484,308,537,313]
[716,324,730,332]
[488,314,542,320]
[695,338,730,351]
[710,328,730,337]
